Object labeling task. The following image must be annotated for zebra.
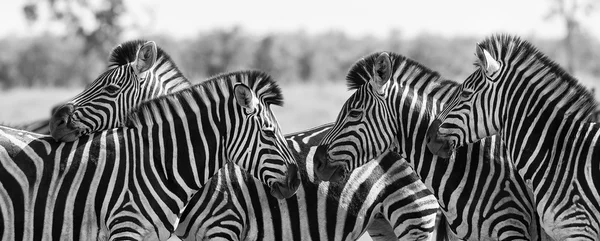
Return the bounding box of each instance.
[312,52,549,240]
[28,39,441,240]
[0,70,300,240]
[6,40,190,137]
[427,34,600,240]
[174,123,440,241]
[49,39,191,142]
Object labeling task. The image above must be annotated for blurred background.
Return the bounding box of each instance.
[0,0,598,240]
[1,0,600,133]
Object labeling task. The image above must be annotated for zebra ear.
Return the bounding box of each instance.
[370,52,392,95]
[476,45,500,76]
[234,83,258,113]
[133,41,157,76]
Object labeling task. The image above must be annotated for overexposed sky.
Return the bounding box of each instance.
[1,0,599,40]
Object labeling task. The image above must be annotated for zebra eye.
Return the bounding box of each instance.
[348,109,363,119]
[263,127,276,137]
[460,90,473,98]
[104,84,120,94]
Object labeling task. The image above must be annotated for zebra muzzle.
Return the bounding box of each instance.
[313,144,348,182]
[426,119,454,158]
[270,164,300,199]
[49,103,83,142]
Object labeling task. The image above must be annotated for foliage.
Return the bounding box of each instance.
[545,0,597,72]
[0,36,105,88]
[23,0,126,56]
[1,28,599,89]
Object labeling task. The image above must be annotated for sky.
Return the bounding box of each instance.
[1,0,599,40]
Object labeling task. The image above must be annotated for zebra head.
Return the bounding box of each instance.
[314,52,399,182]
[427,41,503,158]
[50,40,187,142]
[228,78,300,199]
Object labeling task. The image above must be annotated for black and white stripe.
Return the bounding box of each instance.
[14,39,438,240]
[428,34,600,240]
[0,70,298,240]
[314,52,548,240]
[49,40,191,142]
[174,123,439,241]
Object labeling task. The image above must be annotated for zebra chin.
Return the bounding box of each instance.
[313,144,349,182]
[49,103,86,142]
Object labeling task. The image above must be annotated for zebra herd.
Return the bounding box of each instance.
[1,34,598,240]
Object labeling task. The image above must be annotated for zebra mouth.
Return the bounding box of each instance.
[426,134,455,159]
[49,103,85,142]
[50,117,86,142]
[426,119,456,158]
[320,157,349,182]
[269,163,300,199]
[313,144,349,182]
[270,182,296,199]
[51,128,82,142]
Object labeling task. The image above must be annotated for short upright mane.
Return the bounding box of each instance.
[126,70,283,126]
[346,52,448,91]
[107,39,176,69]
[480,34,598,119]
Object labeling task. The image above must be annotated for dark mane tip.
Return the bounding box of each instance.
[481,34,598,119]
[345,51,443,90]
[108,39,174,68]
[206,70,284,107]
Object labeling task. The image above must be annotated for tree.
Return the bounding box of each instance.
[545,0,597,73]
[23,0,128,57]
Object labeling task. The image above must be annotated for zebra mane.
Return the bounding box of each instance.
[107,39,191,92]
[126,70,283,126]
[346,52,455,92]
[480,34,598,120]
[108,39,176,69]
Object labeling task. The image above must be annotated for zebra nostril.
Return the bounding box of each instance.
[51,104,75,125]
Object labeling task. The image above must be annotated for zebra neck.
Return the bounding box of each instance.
[503,110,596,182]
[502,65,595,123]
[147,56,192,95]
[126,122,227,236]
[125,91,230,229]
[394,79,458,159]
[394,88,448,180]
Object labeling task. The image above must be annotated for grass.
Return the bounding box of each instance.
[0,82,354,133]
